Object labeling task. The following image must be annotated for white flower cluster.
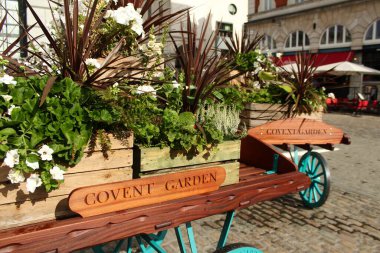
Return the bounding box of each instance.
[327,92,336,99]
[140,34,164,58]
[5,145,65,193]
[136,85,156,96]
[105,3,144,36]
[0,74,17,85]
[85,58,101,69]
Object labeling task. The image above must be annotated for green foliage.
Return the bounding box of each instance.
[0,76,117,192]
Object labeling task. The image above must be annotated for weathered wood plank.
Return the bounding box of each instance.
[244,103,286,111]
[0,149,133,183]
[136,140,241,172]
[84,133,134,152]
[139,161,240,186]
[0,167,132,205]
[0,167,133,229]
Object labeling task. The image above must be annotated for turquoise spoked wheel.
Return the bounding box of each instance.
[298,151,330,208]
[214,243,263,253]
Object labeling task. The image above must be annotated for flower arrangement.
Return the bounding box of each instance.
[0,0,187,193]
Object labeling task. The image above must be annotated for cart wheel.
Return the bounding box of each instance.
[298,151,330,208]
[214,243,263,253]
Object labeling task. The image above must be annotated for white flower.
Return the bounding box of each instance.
[26,174,42,193]
[1,95,12,102]
[7,169,25,184]
[4,149,19,168]
[136,85,156,96]
[276,52,283,58]
[38,145,54,161]
[0,74,17,85]
[26,160,39,170]
[108,4,144,36]
[50,166,65,180]
[322,86,326,91]
[104,10,114,18]
[172,81,180,88]
[85,58,101,69]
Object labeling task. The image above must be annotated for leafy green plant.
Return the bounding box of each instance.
[0,75,116,192]
[279,53,327,116]
[169,12,244,113]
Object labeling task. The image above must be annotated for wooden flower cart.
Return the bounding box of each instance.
[0,119,350,253]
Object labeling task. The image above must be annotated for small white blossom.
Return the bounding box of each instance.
[0,74,17,85]
[26,174,42,193]
[107,4,144,36]
[38,145,54,161]
[85,58,101,69]
[1,95,12,102]
[322,86,326,91]
[136,85,156,96]
[276,52,283,58]
[50,166,65,180]
[172,81,180,88]
[7,169,25,184]
[4,149,19,168]
[26,160,39,170]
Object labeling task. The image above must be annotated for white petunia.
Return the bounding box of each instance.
[4,149,19,168]
[26,174,42,193]
[276,52,283,58]
[6,104,19,116]
[50,166,65,180]
[104,9,114,18]
[1,95,12,102]
[108,4,144,36]
[26,160,39,170]
[85,58,101,69]
[7,169,25,184]
[172,81,180,88]
[136,85,156,96]
[0,74,17,85]
[38,145,54,161]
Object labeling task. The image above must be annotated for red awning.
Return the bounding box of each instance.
[275,51,354,67]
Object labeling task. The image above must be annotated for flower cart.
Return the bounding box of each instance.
[0,118,350,253]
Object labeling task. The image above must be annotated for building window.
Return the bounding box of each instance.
[364,19,380,45]
[264,0,273,11]
[0,0,20,53]
[320,25,351,48]
[217,22,233,38]
[284,31,310,51]
[260,34,276,51]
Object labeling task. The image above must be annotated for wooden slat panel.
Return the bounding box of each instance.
[84,133,134,152]
[62,149,133,174]
[0,167,132,230]
[244,103,286,111]
[239,166,266,178]
[137,141,240,172]
[139,161,240,186]
[0,167,132,205]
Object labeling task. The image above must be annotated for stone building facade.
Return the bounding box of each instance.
[246,0,380,100]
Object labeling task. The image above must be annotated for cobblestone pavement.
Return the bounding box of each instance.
[79,113,380,253]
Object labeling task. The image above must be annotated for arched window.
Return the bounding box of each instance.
[284,31,310,51]
[260,34,277,51]
[320,25,351,48]
[364,19,380,45]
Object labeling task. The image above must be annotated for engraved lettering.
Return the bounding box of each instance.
[97,191,109,203]
[110,188,121,200]
[85,193,96,205]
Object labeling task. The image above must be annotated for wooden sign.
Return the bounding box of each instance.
[69,167,226,217]
[249,118,346,145]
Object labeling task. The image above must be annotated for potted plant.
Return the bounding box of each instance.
[0,0,187,229]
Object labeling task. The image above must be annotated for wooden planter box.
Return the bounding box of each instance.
[241,103,323,128]
[133,140,241,186]
[0,134,134,230]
